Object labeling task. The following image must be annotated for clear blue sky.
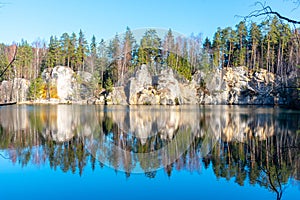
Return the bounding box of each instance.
[0,0,299,44]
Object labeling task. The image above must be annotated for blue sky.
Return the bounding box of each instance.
[0,0,300,44]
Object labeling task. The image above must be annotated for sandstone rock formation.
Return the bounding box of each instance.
[41,66,94,102]
[113,64,198,105]
[194,66,299,106]
[0,64,298,106]
[0,78,30,102]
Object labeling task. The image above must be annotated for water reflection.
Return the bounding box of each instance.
[0,105,299,199]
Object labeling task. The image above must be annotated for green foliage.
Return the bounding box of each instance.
[138,29,161,66]
[47,36,61,68]
[14,40,34,79]
[28,76,44,100]
[104,77,113,93]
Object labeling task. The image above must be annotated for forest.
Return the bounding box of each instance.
[0,16,300,98]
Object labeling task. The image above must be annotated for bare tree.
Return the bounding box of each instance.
[0,45,17,79]
[246,1,300,24]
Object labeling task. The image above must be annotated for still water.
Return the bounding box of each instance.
[0,105,299,200]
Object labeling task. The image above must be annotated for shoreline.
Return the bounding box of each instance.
[12,100,299,109]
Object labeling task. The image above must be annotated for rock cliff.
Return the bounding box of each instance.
[195,66,299,106]
[0,65,298,106]
[41,66,94,102]
[0,78,30,102]
[107,64,199,105]
[108,65,299,106]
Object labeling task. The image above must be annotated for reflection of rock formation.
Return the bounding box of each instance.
[39,105,99,142]
[110,106,200,145]
[0,105,30,131]
[0,105,298,184]
[0,105,299,146]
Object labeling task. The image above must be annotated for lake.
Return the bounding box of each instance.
[0,105,299,200]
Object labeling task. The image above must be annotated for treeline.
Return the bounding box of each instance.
[0,16,299,88]
[205,17,300,76]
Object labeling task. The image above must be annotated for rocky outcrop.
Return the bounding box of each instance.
[125,64,153,104]
[106,86,127,105]
[0,78,30,102]
[118,65,198,105]
[41,66,95,102]
[153,68,181,105]
[46,66,76,101]
[108,65,298,106]
[0,65,298,106]
[194,66,299,106]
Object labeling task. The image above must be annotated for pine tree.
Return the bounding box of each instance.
[201,37,213,72]
[107,34,121,84]
[77,29,88,71]
[212,28,222,68]
[163,29,176,69]
[138,29,161,73]
[60,33,70,67]
[249,22,262,69]
[15,40,34,79]
[69,32,77,70]
[90,35,97,74]
[121,27,136,80]
[225,27,237,68]
[97,39,108,87]
[236,21,248,67]
[47,36,61,68]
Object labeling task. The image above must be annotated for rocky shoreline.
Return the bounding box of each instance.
[1,65,299,108]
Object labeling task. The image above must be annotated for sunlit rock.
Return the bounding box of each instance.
[107,87,127,105]
[50,66,75,101]
[0,78,30,102]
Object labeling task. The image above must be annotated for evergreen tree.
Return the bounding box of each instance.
[212,28,222,68]
[60,33,70,67]
[138,29,161,73]
[47,36,61,68]
[163,29,176,70]
[249,22,262,69]
[90,35,97,74]
[201,37,213,72]
[77,29,88,71]
[121,27,136,79]
[69,32,77,70]
[107,34,121,84]
[97,39,108,87]
[16,40,34,79]
[236,21,248,67]
[225,27,237,68]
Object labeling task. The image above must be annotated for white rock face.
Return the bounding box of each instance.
[0,78,30,102]
[122,65,189,105]
[51,66,75,101]
[40,66,94,102]
[125,64,153,104]
[153,68,181,105]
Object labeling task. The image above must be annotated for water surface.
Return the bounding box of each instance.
[0,105,299,200]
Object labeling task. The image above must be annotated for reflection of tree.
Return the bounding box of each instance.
[205,131,299,200]
[0,104,299,193]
